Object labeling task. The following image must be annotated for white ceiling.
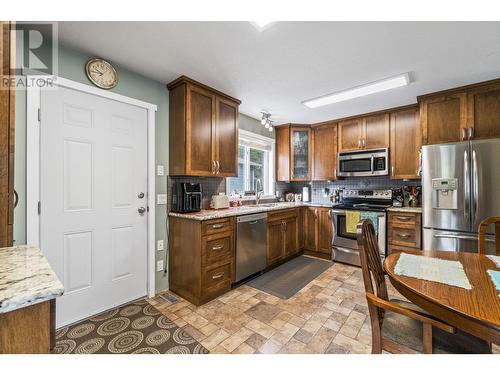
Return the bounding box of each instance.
[58,21,500,124]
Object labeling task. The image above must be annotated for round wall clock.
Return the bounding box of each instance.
[85,58,118,89]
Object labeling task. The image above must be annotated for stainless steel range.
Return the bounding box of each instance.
[331,189,392,266]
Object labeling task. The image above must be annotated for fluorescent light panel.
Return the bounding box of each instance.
[302,73,410,109]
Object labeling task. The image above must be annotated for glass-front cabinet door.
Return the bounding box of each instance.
[290,127,311,180]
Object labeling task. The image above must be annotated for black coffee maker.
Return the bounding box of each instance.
[171,183,202,213]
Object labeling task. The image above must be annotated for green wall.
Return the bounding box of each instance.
[13,41,269,293]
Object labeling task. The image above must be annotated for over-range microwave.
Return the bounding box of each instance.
[337,148,389,177]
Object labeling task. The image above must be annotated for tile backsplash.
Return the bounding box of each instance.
[168,176,226,210]
[276,176,421,205]
[168,175,421,210]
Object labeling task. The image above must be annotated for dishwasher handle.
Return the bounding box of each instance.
[237,212,268,223]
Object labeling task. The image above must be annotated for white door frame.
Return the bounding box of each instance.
[26,75,157,298]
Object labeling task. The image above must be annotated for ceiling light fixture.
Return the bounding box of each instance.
[250,21,276,32]
[260,112,274,131]
[302,73,411,109]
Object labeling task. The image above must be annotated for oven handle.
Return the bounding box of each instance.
[371,155,375,175]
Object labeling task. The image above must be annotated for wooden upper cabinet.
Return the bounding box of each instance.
[338,119,363,151]
[187,84,215,176]
[466,81,500,140]
[290,126,312,181]
[275,125,290,182]
[338,114,389,152]
[167,76,240,177]
[364,114,389,149]
[420,92,467,145]
[312,123,337,181]
[214,97,238,176]
[390,107,421,180]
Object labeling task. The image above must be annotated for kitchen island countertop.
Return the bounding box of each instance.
[0,245,64,314]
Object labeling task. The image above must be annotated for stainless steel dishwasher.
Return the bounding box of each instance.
[235,213,268,283]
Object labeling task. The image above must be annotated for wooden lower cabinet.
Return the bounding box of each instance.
[267,209,300,267]
[169,216,234,305]
[0,300,54,353]
[387,211,422,255]
[304,207,332,258]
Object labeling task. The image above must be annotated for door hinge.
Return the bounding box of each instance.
[37,108,41,122]
[37,201,41,215]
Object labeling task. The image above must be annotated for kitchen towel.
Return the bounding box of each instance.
[360,212,379,234]
[394,253,472,290]
[346,211,360,233]
[487,270,500,290]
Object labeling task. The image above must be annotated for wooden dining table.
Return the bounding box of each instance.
[384,249,500,346]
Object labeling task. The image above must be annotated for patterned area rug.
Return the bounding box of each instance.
[53,299,209,354]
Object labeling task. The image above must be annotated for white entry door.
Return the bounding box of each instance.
[39,85,148,327]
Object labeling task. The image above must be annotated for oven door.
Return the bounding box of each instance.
[331,209,386,266]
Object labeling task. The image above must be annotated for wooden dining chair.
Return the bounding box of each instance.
[478,216,500,255]
[356,219,492,354]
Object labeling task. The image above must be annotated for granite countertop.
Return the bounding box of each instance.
[386,206,422,213]
[0,245,64,314]
[169,201,332,221]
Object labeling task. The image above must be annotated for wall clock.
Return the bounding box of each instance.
[85,58,118,89]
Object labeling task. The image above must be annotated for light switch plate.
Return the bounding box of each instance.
[157,165,164,176]
[157,240,164,251]
[156,260,164,272]
[157,194,167,205]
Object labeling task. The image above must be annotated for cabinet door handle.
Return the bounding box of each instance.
[328,210,331,219]
[211,160,216,174]
[461,128,467,141]
[212,224,224,229]
[395,216,412,222]
[212,272,225,280]
[396,233,411,239]
[358,139,361,148]
[468,127,474,140]
[362,138,365,148]
[216,160,220,174]
[391,166,394,177]
[212,244,224,251]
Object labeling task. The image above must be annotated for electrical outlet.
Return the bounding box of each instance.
[157,194,167,205]
[156,260,164,272]
[157,240,164,251]
[157,165,164,176]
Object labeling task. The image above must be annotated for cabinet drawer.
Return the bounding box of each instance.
[203,263,232,293]
[202,232,233,266]
[388,212,419,227]
[389,227,419,248]
[268,209,298,223]
[202,217,234,235]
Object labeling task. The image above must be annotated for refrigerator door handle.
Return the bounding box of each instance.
[434,233,494,242]
[464,149,470,226]
[472,149,479,226]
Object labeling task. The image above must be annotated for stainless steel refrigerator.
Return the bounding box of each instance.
[422,138,499,253]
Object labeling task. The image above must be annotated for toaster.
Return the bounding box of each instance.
[210,194,230,209]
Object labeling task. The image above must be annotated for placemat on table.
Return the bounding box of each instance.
[394,253,472,290]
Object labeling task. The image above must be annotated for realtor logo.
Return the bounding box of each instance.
[1,22,58,89]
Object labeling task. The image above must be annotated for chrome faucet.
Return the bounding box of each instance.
[255,178,263,205]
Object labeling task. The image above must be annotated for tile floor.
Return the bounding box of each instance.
[148,261,499,354]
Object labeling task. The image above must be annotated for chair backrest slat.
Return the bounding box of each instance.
[356,219,389,304]
[478,216,500,256]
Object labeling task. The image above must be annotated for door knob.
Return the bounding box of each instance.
[138,207,146,215]
[137,192,145,199]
